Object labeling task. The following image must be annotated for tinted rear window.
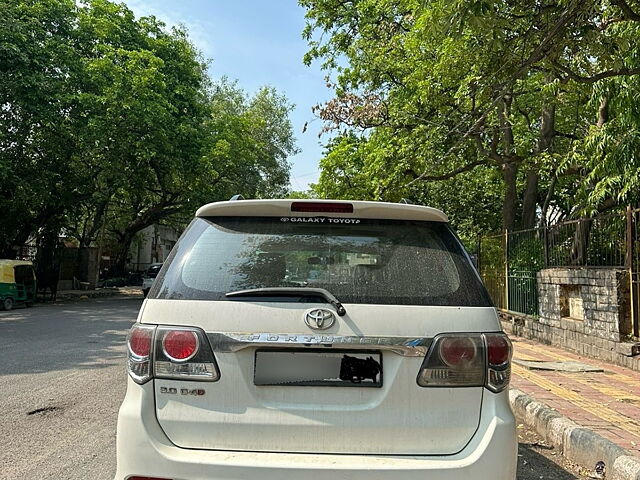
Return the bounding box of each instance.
[149,217,491,307]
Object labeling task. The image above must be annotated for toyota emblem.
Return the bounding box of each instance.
[304,308,336,330]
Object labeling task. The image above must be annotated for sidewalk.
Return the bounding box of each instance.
[510,335,640,459]
[56,286,143,301]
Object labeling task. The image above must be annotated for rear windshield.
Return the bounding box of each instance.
[149,217,491,307]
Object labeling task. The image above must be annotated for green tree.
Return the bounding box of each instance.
[0,0,82,254]
[0,0,297,273]
[301,0,640,236]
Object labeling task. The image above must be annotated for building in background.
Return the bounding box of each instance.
[127,225,180,272]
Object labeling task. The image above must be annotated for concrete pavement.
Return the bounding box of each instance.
[510,335,640,479]
[55,286,143,301]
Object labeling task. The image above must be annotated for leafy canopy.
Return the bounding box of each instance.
[0,0,297,267]
[300,0,640,239]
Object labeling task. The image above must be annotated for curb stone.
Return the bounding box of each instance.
[509,388,640,480]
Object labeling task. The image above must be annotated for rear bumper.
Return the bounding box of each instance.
[115,378,517,480]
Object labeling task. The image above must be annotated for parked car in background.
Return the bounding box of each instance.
[116,199,516,480]
[0,260,36,310]
[141,263,162,297]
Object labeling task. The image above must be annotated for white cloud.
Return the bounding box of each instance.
[121,0,213,57]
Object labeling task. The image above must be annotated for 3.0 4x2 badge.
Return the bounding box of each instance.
[160,386,205,396]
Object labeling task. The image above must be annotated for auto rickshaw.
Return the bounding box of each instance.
[0,260,36,310]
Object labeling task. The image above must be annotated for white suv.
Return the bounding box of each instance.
[115,199,517,480]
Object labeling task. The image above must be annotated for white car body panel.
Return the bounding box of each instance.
[141,299,500,455]
[196,199,449,222]
[140,299,500,337]
[115,377,517,480]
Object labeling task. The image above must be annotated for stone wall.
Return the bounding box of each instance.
[500,267,640,372]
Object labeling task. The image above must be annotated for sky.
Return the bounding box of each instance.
[121,0,331,191]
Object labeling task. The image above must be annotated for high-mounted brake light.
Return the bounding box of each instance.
[417,333,512,392]
[291,201,354,213]
[126,325,220,384]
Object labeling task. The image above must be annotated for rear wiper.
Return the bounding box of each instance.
[225,287,347,316]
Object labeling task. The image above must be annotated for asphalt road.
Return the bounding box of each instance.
[0,297,138,480]
[0,297,588,480]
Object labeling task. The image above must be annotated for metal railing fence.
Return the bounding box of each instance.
[479,233,507,311]
[478,207,639,338]
[630,208,640,338]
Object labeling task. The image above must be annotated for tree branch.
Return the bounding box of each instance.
[553,60,640,83]
[403,0,582,187]
[612,0,640,21]
[598,17,627,29]
[554,130,579,140]
[474,134,504,163]
[405,158,488,181]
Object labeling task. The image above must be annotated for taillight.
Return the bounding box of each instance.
[162,330,198,361]
[126,325,220,384]
[485,333,512,392]
[417,333,512,392]
[439,337,477,367]
[417,334,485,387]
[129,327,153,357]
[486,334,510,365]
[154,326,220,381]
[127,324,156,384]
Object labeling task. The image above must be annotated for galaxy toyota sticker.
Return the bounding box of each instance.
[280,217,361,224]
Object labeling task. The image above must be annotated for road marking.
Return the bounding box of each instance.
[556,371,640,404]
[512,364,640,438]
[513,341,640,387]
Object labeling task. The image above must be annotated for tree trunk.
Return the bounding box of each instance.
[79,198,111,248]
[502,162,518,230]
[568,97,609,265]
[521,171,539,229]
[522,102,556,229]
[570,219,592,266]
[540,175,557,226]
[499,95,518,231]
[109,198,184,276]
[112,230,136,277]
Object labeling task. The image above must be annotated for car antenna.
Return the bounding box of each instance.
[229,194,244,201]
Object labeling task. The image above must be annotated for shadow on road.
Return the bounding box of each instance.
[0,297,141,375]
[518,440,582,479]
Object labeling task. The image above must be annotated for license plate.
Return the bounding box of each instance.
[254,349,383,387]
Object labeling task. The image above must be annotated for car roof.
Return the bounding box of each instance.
[195,199,448,223]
